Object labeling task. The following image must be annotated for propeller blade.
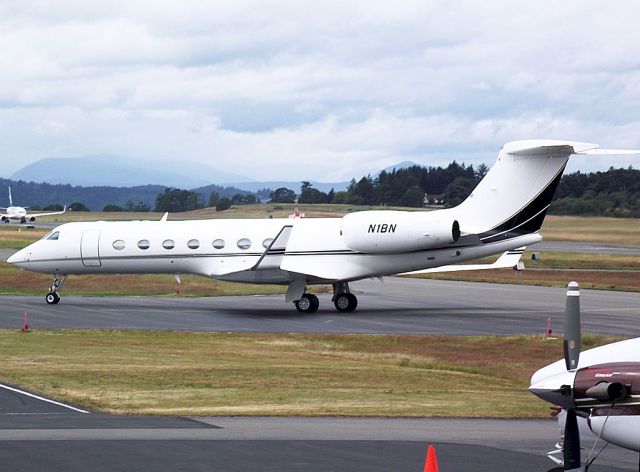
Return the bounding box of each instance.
[563,408,582,470]
[563,281,581,371]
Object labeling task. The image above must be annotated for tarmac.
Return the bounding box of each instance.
[1,277,639,336]
[0,382,636,471]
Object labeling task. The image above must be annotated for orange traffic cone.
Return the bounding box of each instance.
[424,444,438,472]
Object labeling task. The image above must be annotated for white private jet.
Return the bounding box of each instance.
[7,140,640,309]
[530,282,640,471]
[1,187,67,224]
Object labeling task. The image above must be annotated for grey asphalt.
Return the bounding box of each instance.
[0,382,635,471]
[2,277,639,336]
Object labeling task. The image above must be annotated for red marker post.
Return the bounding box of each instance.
[21,312,29,333]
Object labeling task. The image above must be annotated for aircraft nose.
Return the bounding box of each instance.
[529,370,576,409]
[7,248,29,266]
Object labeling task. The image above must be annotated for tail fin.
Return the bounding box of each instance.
[8,186,12,206]
[455,140,640,243]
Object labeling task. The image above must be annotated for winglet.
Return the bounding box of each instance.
[8,186,12,206]
[160,212,169,222]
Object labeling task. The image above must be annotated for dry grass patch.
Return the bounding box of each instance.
[0,226,47,249]
[541,215,640,246]
[0,330,619,417]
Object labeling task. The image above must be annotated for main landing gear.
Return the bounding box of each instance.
[332,282,357,313]
[294,293,319,313]
[292,282,359,313]
[46,274,67,305]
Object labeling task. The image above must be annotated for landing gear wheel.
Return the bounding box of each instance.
[45,292,60,305]
[334,293,357,312]
[294,293,319,313]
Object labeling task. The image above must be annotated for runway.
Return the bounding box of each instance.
[0,384,635,471]
[1,277,640,336]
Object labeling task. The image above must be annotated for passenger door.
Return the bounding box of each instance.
[81,230,101,267]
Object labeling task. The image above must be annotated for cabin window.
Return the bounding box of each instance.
[262,238,273,249]
[187,239,200,249]
[162,239,175,250]
[137,239,150,250]
[46,231,60,241]
[212,239,225,249]
[113,240,125,250]
[237,238,251,250]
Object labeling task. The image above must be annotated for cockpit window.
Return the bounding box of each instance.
[45,231,60,241]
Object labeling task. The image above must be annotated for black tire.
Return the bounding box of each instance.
[45,292,58,304]
[334,293,358,312]
[294,294,319,313]
[307,294,319,313]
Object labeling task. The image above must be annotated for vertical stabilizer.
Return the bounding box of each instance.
[454,140,598,240]
[8,186,12,206]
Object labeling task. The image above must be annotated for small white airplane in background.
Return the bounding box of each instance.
[7,140,640,309]
[530,282,640,471]
[1,187,66,224]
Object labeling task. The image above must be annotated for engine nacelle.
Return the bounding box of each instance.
[341,210,460,254]
[28,216,36,222]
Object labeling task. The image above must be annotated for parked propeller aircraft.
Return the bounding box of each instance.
[530,282,640,471]
[6,140,640,310]
[1,187,66,224]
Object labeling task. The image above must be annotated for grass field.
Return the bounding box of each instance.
[542,215,640,246]
[1,210,636,419]
[0,329,619,417]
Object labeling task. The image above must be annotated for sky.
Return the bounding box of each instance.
[1,0,639,182]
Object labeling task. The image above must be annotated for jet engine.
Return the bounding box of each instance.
[341,210,460,254]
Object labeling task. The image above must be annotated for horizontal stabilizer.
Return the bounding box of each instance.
[578,148,640,155]
[400,248,525,275]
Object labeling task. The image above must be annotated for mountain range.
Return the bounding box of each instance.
[9,155,419,195]
[11,155,252,189]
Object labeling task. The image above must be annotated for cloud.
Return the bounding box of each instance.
[0,0,639,181]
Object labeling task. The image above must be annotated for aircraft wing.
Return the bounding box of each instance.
[27,205,67,219]
[400,248,525,275]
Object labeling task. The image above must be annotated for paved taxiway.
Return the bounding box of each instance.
[1,278,639,336]
[0,384,635,471]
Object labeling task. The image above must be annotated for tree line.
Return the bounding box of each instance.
[269,162,487,208]
[5,164,640,217]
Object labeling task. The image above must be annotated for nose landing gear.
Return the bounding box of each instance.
[46,274,67,305]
